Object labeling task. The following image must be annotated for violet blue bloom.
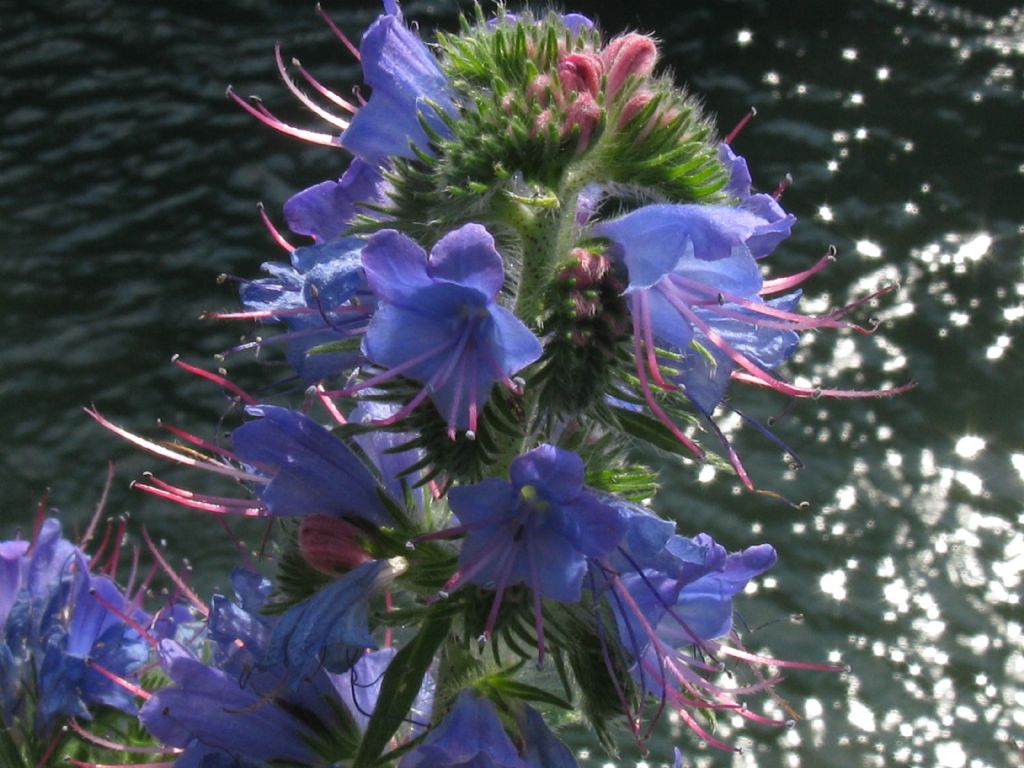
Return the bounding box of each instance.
[144,567,422,766]
[340,5,456,165]
[262,559,386,678]
[399,689,530,768]
[592,509,786,747]
[232,405,391,526]
[520,705,579,767]
[595,203,856,487]
[1,519,148,733]
[719,143,796,259]
[238,236,375,382]
[357,224,542,435]
[283,158,390,244]
[434,445,626,656]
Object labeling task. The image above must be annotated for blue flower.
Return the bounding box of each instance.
[232,405,392,526]
[340,5,456,165]
[399,689,529,768]
[262,559,387,678]
[520,704,579,767]
[283,159,390,244]
[237,237,374,382]
[356,224,542,435]
[430,445,626,656]
[1,518,149,733]
[719,143,796,259]
[143,567,427,766]
[595,203,861,487]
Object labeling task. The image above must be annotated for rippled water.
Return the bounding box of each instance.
[1,1,1022,766]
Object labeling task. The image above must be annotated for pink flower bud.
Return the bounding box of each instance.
[563,92,602,151]
[532,107,555,138]
[298,514,372,575]
[602,33,658,98]
[527,73,556,108]
[558,53,603,97]
[617,91,654,131]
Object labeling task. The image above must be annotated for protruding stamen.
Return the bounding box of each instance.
[294,58,360,113]
[724,106,756,145]
[317,3,361,61]
[226,86,341,147]
[88,588,159,648]
[274,44,350,131]
[760,249,836,295]
[81,461,115,548]
[141,527,209,617]
[87,408,268,484]
[257,202,295,252]
[171,355,258,405]
[67,718,181,755]
[86,659,151,701]
[772,173,793,200]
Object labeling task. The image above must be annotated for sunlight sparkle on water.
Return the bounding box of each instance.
[737,29,753,45]
[817,205,834,221]
[856,239,883,259]
[954,435,985,459]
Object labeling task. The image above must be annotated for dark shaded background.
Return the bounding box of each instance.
[1,0,1022,765]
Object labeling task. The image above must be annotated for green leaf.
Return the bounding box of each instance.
[306,336,362,356]
[353,611,453,768]
[478,676,574,710]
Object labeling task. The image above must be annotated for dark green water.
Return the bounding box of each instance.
[1,0,1021,765]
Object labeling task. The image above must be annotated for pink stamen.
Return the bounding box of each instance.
[482,543,519,641]
[171,355,258,405]
[274,44,351,131]
[724,106,756,145]
[630,312,706,460]
[86,659,151,701]
[314,383,349,426]
[125,543,141,595]
[716,641,847,671]
[88,588,159,648]
[637,293,679,390]
[100,518,127,576]
[332,334,459,396]
[156,420,267,470]
[87,521,114,571]
[34,730,64,768]
[772,173,793,200]
[131,481,266,518]
[257,201,295,252]
[81,461,115,548]
[68,718,181,755]
[760,247,837,295]
[673,277,845,331]
[142,527,209,617]
[142,474,261,509]
[317,3,361,61]
[86,408,268,485]
[294,59,360,113]
[669,298,916,400]
[527,543,546,664]
[384,590,393,648]
[227,86,341,147]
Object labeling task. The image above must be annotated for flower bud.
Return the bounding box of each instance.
[526,73,556,108]
[563,92,602,151]
[298,514,373,575]
[558,52,603,97]
[617,91,654,131]
[602,33,658,98]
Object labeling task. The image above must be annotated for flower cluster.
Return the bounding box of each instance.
[63,2,910,766]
